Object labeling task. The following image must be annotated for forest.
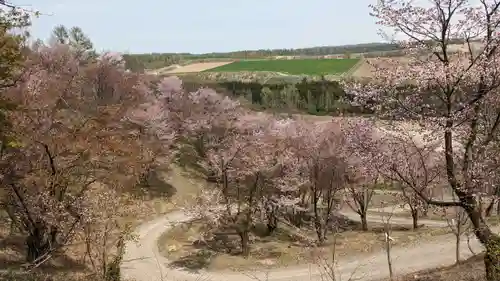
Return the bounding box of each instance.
[181,77,372,116]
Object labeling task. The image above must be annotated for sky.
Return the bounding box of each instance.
[22,0,382,54]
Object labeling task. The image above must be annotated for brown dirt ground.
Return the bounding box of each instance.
[340,191,402,214]
[350,45,484,79]
[164,61,234,74]
[369,208,500,227]
[350,57,412,78]
[157,218,449,272]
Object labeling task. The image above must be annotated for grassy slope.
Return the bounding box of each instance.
[394,254,484,281]
[203,58,360,75]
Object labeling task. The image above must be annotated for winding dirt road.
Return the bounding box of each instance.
[121,205,492,281]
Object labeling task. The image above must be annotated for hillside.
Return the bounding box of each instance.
[123,42,399,71]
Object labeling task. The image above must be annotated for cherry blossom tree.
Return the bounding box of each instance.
[0,44,156,265]
[342,118,381,231]
[152,77,282,256]
[442,195,471,264]
[344,0,500,279]
[378,132,443,229]
[184,111,288,257]
[277,119,350,244]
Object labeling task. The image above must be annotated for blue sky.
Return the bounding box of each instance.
[24,0,381,54]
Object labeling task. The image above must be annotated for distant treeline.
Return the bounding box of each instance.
[175,42,402,59]
[122,54,179,72]
[181,77,372,116]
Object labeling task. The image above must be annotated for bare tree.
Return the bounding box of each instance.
[379,204,397,281]
[444,205,470,264]
[344,183,375,231]
[379,134,442,229]
[342,117,382,231]
[309,155,349,244]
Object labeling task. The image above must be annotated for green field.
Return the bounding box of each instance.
[203,58,360,75]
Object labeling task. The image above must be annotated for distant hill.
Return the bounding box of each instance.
[167,42,402,58]
[122,39,471,71]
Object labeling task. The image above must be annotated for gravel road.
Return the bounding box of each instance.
[121,207,491,281]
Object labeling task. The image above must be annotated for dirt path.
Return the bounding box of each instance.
[121,204,488,281]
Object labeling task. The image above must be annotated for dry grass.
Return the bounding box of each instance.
[393,254,485,281]
[350,57,412,78]
[157,218,449,272]
[138,164,203,216]
[0,255,485,281]
[163,62,235,74]
[0,271,96,281]
[351,43,484,79]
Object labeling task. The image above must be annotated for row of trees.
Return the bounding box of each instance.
[159,77,381,253]
[167,1,500,280]
[181,78,372,116]
[122,53,181,72]
[160,75,474,261]
[181,77,465,119]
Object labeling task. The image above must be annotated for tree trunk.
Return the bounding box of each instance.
[411,209,419,230]
[385,233,394,280]
[313,197,326,244]
[486,199,495,217]
[26,224,56,263]
[455,233,460,264]
[313,215,326,245]
[464,201,500,281]
[238,230,250,258]
[26,236,46,263]
[9,219,16,235]
[478,197,484,216]
[314,223,326,244]
[360,212,368,231]
[266,208,278,235]
[266,221,277,235]
[300,192,307,206]
[422,203,429,218]
[496,200,500,216]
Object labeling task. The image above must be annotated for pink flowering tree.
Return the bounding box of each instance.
[341,118,382,231]
[185,111,288,257]
[344,1,500,278]
[277,119,351,244]
[1,44,156,267]
[144,77,244,173]
[150,78,287,257]
[378,131,444,229]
